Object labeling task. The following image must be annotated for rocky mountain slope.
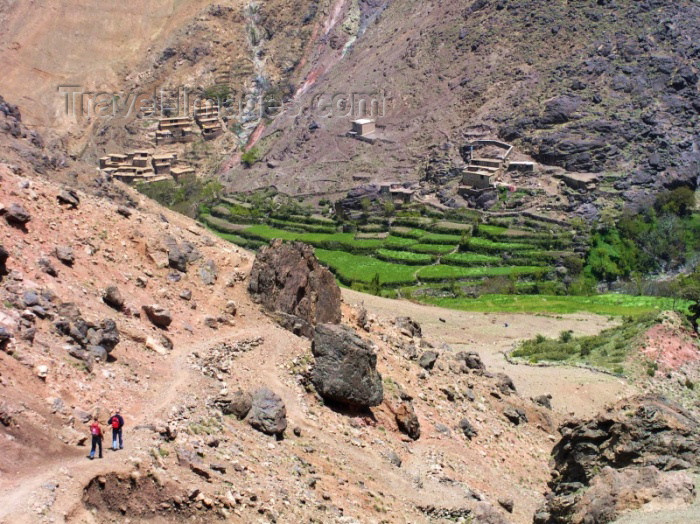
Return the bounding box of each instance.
[0,164,558,523]
[227,0,699,209]
[1,151,698,522]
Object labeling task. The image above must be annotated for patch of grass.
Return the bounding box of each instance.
[511,315,660,374]
[417,265,546,282]
[417,294,692,316]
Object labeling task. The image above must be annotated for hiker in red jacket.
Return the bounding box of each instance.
[107,408,124,451]
[88,416,103,459]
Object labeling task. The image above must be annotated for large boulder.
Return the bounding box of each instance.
[311,323,383,408]
[246,388,287,437]
[248,240,341,338]
[535,396,700,523]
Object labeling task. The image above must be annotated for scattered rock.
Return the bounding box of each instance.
[459,418,477,440]
[0,245,8,278]
[418,351,438,370]
[5,203,31,226]
[54,245,74,266]
[168,244,188,273]
[311,323,383,408]
[38,257,57,276]
[455,351,485,371]
[533,394,553,410]
[116,206,132,218]
[224,301,237,316]
[36,365,49,379]
[538,396,700,523]
[142,305,172,329]
[179,289,192,301]
[497,498,514,514]
[248,239,341,337]
[246,388,287,437]
[495,373,516,395]
[387,450,402,467]
[0,327,13,351]
[395,317,422,338]
[57,189,79,208]
[102,286,124,311]
[503,408,527,425]
[394,402,421,440]
[199,259,217,285]
[215,389,252,419]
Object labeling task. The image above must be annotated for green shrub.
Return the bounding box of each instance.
[241,147,261,168]
[559,330,574,343]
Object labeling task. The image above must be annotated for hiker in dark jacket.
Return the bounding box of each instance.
[107,408,124,451]
[88,416,103,459]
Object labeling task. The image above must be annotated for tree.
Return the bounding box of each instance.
[675,269,700,331]
[241,147,261,168]
[458,229,473,252]
[654,187,696,218]
[369,273,381,296]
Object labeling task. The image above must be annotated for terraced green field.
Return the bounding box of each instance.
[315,249,420,286]
[417,265,546,281]
[201,204,689,317]
[376,249,435,265]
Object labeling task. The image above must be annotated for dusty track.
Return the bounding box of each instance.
[342,289,636,418]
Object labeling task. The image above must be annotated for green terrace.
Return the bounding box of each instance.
[199,195,698,318]
[199,209,571,294]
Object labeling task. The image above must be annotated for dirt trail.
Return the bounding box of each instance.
[342,289,636,418]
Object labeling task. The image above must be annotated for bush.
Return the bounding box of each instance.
[559,330,574,343]
[241,147,261,168]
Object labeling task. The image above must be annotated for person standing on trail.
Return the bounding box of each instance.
[88,416,103,460]
[107,409,124,451]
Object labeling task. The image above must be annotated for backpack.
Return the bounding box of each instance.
[90,423,100,436]
[111,417,120,429]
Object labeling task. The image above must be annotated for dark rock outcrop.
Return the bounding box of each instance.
[246,388,287,437]
[311,323,383,409]
[536,396,700,524]
[248,240,341,338]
